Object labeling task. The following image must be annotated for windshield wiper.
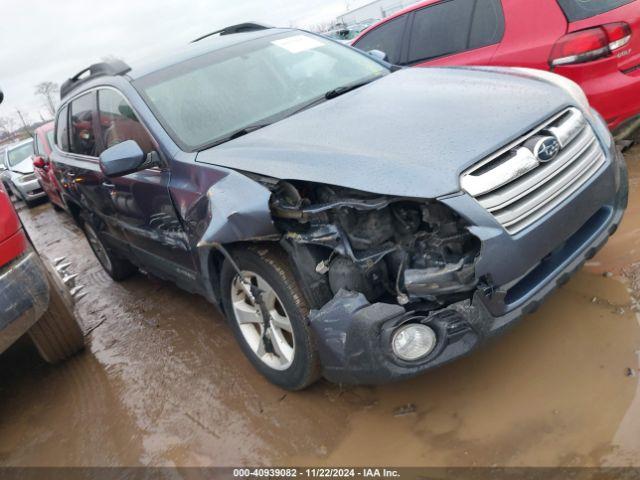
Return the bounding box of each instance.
[228,122,272,140]
[324,77,379,100]
[210,122,272,147]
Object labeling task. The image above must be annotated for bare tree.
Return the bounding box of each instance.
[0,116,17,139]
[34,81,60,117]
[306,20,338,33]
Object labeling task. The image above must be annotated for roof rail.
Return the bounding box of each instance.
[191,22,272,43]
[60,60,131,100]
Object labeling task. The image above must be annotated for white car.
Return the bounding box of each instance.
[1,138,45,207]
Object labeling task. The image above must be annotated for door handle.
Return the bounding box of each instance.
[102,181,115,189]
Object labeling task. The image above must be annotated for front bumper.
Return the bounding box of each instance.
[14,178,46,200]
[0,247,49,354]
[310,131,628,385]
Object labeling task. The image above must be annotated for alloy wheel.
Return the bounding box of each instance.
[231,271,295,370]
[84,224,113,273]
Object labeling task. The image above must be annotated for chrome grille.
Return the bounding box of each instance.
[460,108,606,235]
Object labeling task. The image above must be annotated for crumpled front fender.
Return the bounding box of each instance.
[190,171,280,302]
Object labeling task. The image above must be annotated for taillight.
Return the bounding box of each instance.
[603,22,632,51]
[550,22,632,67]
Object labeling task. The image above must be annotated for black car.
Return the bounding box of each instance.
[49,24,627,390]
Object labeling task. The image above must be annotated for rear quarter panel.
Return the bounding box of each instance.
[491,0,568,69]
[0,182,20,244]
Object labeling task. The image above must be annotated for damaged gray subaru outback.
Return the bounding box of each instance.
[50,24,628,390]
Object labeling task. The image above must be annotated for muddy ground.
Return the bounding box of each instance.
[1,147,640,468]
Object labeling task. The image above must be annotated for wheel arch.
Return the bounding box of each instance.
[192,170,280,303]
[205,240,287,307]
[64,197,85,227]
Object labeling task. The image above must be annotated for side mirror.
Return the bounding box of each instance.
[367,49,388,62]
[99,140,145,177]
[33,156,48,169]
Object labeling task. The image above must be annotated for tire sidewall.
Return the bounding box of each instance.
[220,249,316,390]
[82,220,115,276]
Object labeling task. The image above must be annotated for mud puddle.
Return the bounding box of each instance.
[0,147,639,467]
[290,272,640,466]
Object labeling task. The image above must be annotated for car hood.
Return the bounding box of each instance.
[196,67,581,198]
[10,157,34,175]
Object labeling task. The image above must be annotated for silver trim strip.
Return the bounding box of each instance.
[546,108,585,148]
[460,147,539,197]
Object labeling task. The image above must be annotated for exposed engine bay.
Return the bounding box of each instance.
[268,180,481,310]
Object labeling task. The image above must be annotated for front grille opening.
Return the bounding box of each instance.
[472,149,517,176]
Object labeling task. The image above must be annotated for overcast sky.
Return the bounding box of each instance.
[0,0,363,123]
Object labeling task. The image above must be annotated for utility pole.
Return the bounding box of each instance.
[15,108,32,137]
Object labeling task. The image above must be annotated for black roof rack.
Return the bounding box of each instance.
[60,60,131,100]
[191,22,272,43]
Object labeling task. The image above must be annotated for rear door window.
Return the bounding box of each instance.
[56,105,70,152]
[407,0,504,64]
[353,14,408,64]
[69,92,98,157]
[469,0,506,49]
[556,0,634,21]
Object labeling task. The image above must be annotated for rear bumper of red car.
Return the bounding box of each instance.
[0,246,49,354]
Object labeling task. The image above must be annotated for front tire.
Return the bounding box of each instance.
[28,260,85,363]
[220,246,320,390]
[81,214,136,281]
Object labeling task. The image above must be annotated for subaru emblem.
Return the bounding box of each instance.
[534,136,561,163]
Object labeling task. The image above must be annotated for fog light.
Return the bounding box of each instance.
[391,324,436,361]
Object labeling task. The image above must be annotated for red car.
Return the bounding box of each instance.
[352,0,640,137]
[0,177,85,362]
[0,87,84,363]
[32,121,66,211]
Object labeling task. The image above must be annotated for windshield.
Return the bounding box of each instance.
[135,31,388,151]
[7,141,34,168]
